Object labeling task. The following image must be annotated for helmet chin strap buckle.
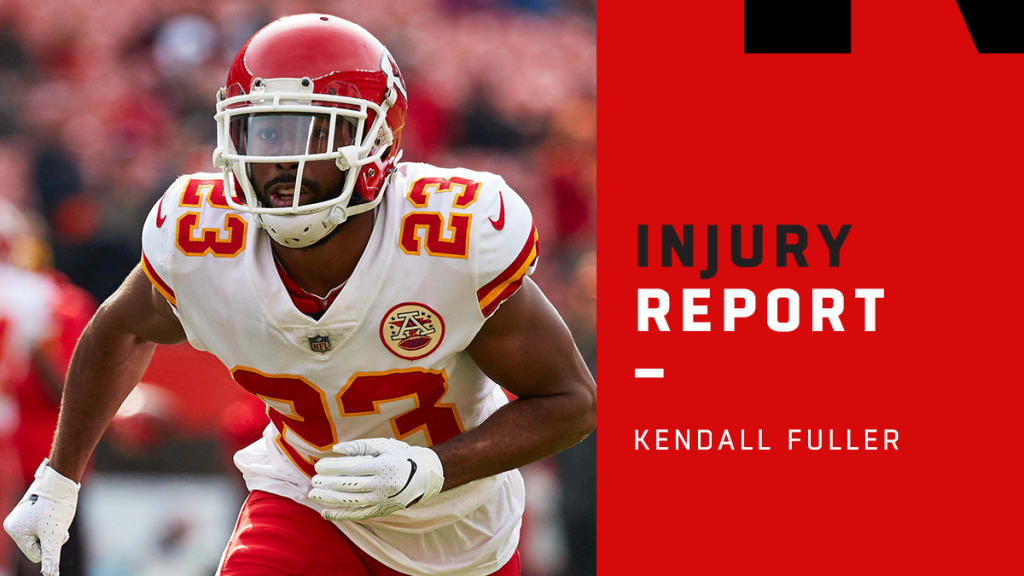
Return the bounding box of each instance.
[327,205,348,225]
[335,146,361,171]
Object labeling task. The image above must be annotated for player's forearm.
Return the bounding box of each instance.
[432,387,596,490]
[48,305,157,482]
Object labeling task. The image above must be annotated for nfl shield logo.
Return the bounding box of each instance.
[308,335,331,353]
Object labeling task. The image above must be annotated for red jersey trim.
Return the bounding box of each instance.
[273,257,342,316]
[141,253,177,307]
[477,224,539,317]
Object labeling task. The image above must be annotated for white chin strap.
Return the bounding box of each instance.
[259,191,383,248]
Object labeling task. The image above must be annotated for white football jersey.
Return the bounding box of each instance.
[141,163,538,575]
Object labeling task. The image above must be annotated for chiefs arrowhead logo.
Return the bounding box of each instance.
[380,303,445,360]
[381,50,407,104]
[488,190,505,231]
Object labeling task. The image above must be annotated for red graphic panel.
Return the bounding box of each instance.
[599,1,1024,573]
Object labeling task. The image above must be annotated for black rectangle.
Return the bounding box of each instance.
[745,0,852,54]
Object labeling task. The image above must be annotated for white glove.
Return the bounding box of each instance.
[3,459,80,576]
[309,438,444,521]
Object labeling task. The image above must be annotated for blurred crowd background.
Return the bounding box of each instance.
[0,0,595,575]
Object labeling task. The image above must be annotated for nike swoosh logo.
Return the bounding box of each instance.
[155,195,167,228]
[488,190,505,230]
[28,494,38,505]
[387,459,418,498]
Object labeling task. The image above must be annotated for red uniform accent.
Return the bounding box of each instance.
[477,225,539,317]
[488,190,506,230]
[400,212,472,257]
[273,256,342,316]
[141,252,176,306]
[219,491,521,576]
[230,368,336,477]
[338,369,463,445]
[181,178,232,208]
[155,195,168,227]
[175,212,247,257]
[406,176,481,208]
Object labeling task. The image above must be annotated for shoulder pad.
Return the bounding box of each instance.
[388,164,538,317]
[141,173,249,308]
[472,180,537,318]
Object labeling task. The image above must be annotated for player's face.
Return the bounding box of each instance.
[235,113,356,208]
[250,159,347,209]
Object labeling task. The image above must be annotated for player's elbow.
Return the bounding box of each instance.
[567,373,596,444]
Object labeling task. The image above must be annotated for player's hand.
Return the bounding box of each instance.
[3,459,80,576]
[309,438,444,521]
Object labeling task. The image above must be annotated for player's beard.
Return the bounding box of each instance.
[256,171,325,208]
[251,158,351,209]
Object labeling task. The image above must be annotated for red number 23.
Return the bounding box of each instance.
[231,367,464,477]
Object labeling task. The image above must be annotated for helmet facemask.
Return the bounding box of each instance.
[213,76,395,248]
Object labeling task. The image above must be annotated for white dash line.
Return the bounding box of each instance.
[634,368,664,379]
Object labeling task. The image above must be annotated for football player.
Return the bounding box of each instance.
[3,14,596,576]
[0,201,95,576]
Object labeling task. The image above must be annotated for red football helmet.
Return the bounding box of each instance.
[213,14,408,247]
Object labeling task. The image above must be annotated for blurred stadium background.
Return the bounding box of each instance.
[0,0,595,574]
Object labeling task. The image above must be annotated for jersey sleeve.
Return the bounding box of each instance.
[139,176,208,351]
[140,176,186,309]
[473,179,539,318]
